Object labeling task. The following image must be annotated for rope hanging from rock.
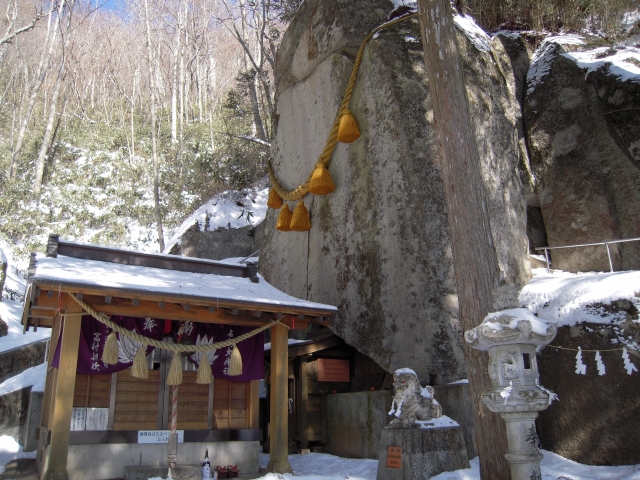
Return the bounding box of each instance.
[267,11,419,206]
[65,292,285,384]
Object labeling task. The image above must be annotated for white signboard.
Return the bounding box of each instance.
[70,408,86,431]
[138,430,185,444]
[86,408,109,431]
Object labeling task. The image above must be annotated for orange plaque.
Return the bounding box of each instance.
[317,358,350,382]
[386,446,402,469]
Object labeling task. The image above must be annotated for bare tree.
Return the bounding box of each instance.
[34,0,77,194]
[142,0,165,252]
[0,0,46,49]
[8,0,63,180]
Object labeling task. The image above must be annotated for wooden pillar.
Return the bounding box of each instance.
[266,323,292,473]
[43,298,83,480]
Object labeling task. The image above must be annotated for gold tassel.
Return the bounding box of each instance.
[267,188,283,209]
[290,200,311,231]
[166,352,183,385]
[130,346,149,379]
[276,204,292,231]
[228,345,243,376]
[337,108,360,143]
[196,356,212,384]
[102,331,118,365]
[309,165,336,195]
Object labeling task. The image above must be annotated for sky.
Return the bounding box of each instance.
[97,0,128,14]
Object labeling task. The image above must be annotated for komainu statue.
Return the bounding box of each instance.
[388,368,442,428]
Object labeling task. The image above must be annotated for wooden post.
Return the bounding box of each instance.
[266,323,292,473]
[416,1,511,478]
[43,297,83,480]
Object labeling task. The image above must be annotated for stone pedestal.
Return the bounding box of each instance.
[376,422,469,480]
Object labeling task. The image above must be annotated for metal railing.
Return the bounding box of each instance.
[535,237,640,273]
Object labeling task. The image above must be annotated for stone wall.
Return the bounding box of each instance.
[325,390,392,459]
[0,387,32,442]
[0,340,47,384]
[324,384,476,461]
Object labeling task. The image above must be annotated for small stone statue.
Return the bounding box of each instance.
[387,368,442,428]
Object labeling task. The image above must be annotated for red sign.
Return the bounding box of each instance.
[387,446,402,469]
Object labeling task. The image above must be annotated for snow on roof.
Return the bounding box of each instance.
[163,186,269,254]
[454,14,492,52]
[483,308,552,335]
[519,269,640,328]
[564,46,640,83]
[29,254,337,313]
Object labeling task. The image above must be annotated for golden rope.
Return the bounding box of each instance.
[66,293,285,353]
[269,11,419,201]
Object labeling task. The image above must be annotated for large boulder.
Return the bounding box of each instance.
[537,317,640,465]
[524,39,640,272]
[260,0,530,384]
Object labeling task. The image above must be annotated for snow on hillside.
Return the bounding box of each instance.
[565,46,640,83]
[0,246,50,356]
[521,269,640,329]
[163,186,269,254]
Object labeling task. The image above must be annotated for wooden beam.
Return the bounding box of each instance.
[80,295,271,326]
[43,295,83,480]
[249,380,259,430]
[32,282,337,319]
[266,323,292,474]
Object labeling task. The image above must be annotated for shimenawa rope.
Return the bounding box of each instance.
[66,292,286,353]
[268,11,419,201]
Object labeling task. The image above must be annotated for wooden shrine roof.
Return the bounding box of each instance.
[22,235,337,330]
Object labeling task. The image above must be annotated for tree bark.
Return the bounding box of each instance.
[143,0,165,253]
[34,0,76,194]
[417,1,511,478]
[8,0,63,180]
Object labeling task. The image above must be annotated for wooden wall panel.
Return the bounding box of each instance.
[72,374,111,408]
[165,372,208,430]
[211,378,249,429]
[113,371,159,430]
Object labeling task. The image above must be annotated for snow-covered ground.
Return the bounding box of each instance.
[0,249,50,355]
[249,451,640,480]
[0,437,36,475]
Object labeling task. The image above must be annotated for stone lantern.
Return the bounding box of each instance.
[465,308,557,480]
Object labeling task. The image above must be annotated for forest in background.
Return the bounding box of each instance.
[0,0,637,262]
[0,0,300,259]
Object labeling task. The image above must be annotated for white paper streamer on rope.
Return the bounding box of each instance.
[622,348,638,375]
[535,379,559,404]
[595,351,606,376]
[500,381,513,405]
[575,347,587,375]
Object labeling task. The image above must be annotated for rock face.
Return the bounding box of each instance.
[525,41,640,272]
[260,0,530,384]
[167,222,263,261]
[537,320,640,465]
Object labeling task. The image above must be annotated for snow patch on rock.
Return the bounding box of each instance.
[454,14,492,52]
